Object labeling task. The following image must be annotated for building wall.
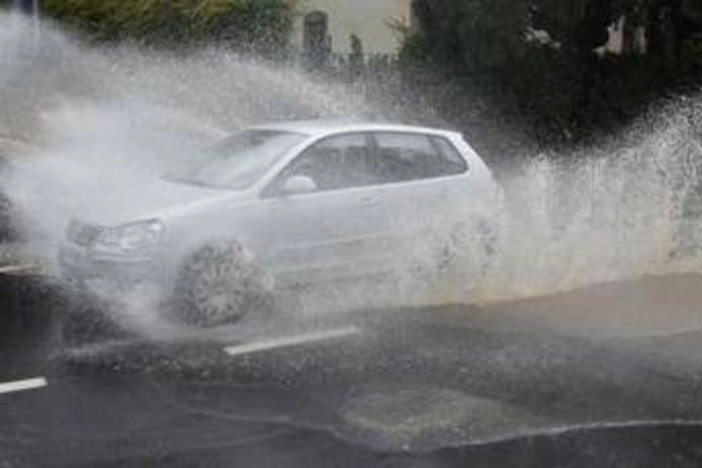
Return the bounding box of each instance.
[293,0,412,55]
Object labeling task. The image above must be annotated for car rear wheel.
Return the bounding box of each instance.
[436,219,498,276]
[170,241,275,328]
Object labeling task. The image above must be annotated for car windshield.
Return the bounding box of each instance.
[167,130,305,190]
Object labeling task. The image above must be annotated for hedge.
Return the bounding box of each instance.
[41,0,297,55]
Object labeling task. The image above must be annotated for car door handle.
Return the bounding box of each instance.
[361,196,379,207]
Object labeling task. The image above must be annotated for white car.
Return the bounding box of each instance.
[59,121,501,328]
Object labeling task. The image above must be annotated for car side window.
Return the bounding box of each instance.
[267,133,376,195]
[372,133,468,183]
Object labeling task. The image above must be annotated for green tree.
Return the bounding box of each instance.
[404,0,702,150]
[41,0,296,57]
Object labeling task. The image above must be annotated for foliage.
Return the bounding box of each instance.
[40,0,296,56]
[402,0,702,151]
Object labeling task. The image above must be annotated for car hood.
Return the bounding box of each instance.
[77,177,241,226]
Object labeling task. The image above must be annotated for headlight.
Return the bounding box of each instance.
[93,220,164,254]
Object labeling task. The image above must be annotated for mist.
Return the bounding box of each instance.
[2,11,702,339]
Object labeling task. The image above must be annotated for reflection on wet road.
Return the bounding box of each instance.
[3,274,702,466]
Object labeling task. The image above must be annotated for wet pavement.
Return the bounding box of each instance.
[3,274,702,466]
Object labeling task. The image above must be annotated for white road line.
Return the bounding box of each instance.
[224,326,363,357]
[0,263,41,275]
[0,377,48,395]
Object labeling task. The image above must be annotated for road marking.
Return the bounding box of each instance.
[224,326,363,357]
[0,263,42,276]
[0,377,48,395]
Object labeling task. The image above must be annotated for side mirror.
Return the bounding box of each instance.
[282,175,317,195]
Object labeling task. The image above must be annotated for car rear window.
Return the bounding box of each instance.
[372,133,468,183]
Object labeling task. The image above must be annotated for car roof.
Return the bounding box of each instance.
[249,119,461,139]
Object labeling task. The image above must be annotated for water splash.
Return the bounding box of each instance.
[0,13,373,267]
[470,108,702,303]
[2,12,702,312]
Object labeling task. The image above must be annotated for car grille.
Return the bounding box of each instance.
[66,220,102,247]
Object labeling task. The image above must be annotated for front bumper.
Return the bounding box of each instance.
[58,244,162,289]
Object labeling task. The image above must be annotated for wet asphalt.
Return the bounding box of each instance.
[2,274,702,467]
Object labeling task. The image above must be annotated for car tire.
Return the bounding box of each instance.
[170,241,275,328]
[438,219,497,275]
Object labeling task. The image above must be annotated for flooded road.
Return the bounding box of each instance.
[2,272,702,466]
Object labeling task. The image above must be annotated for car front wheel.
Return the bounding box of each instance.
[170,241,275,328]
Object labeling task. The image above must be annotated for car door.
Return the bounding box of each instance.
[256,133,392,286]
[367,131,477,256]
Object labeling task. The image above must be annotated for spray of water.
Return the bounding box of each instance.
[471,112,702,303]
[2,12,702,337]
[0,13,371,265]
